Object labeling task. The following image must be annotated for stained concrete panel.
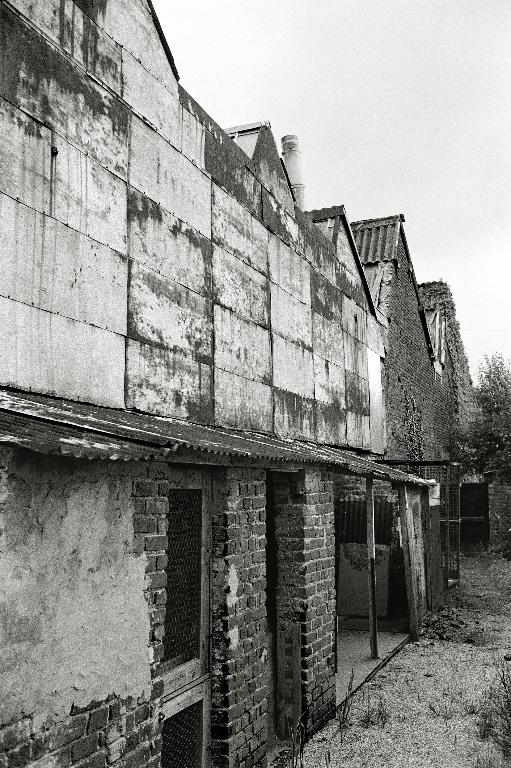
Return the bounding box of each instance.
[212,246,270,327]
[130,117,211,238]
[0,297,125,408]
[214,369,272,433]
[0,5,129,178]
[272,336,314,398]
[344,334,369,379]
[261,188,300,252]
[128,188,212,297]
[316,403,347,446]
[0,194,127,335]
[128,262,213,362]
[268,234,310,304]
[0,96,51,215]
[214,305,271,384]
[212,184,268,274]
[8,0,123,95]
[52,139,127,255]
[346,412,371,450]
[181,105,206,169]
[270,284,312,348]
[313,357,346,408]
[126,339,213,422]
[0,452,152,722]
[122,48,180,149]
[312,313,345,368]
[367,348,386,455]
[100,0,178,95]
[311,271,343,326]
[342,296,368,344]
[273,389,315,441]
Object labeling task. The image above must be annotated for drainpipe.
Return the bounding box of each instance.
[281,134,305,210]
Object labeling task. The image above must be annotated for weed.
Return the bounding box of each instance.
[336,669,355,743]
[359,690,391,728]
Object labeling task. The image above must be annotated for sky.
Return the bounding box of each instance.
[153,0,511,383]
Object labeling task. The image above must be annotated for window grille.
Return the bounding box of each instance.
[161,701,203,768]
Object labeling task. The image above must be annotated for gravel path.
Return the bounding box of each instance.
[301,553,511,768]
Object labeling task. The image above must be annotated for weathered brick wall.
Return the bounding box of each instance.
[488,478,511,549]
[210,468,268,768]
[383,236,456,461]
[0,0,385,452]
[271,470,336,737]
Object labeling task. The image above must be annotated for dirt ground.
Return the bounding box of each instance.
[301,553,511,768]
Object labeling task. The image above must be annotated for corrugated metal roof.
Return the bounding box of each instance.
[351,215,404,264]
[0,389,431,486]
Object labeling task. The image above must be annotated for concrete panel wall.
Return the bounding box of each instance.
[0,0,386,451]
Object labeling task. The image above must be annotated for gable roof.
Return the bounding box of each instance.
[308,205,377,317]
[226,122,295,211]
[351,215,435,360]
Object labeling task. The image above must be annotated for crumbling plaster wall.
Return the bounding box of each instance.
[0,0,384,452]
[383,235,456,460]
[0,447,152,726]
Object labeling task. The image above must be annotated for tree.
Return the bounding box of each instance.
[468,353,511,478]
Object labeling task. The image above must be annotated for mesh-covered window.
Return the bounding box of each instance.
[162,702,203,768]
[164,489,203,666]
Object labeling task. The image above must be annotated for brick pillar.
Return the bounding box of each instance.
[271,469,336,738]
[210,468,268,768]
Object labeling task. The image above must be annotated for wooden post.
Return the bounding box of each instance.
[398,483,419,639]
[366,477,378,659]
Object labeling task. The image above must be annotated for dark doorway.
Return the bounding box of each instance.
[460,483,489,550]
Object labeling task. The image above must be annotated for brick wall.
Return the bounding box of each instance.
[383,236,456,461]
[489,478,511,549]
[271,470,336,737]
[210,468,268,768]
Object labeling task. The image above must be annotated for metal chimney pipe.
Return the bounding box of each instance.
[281,134,305,210]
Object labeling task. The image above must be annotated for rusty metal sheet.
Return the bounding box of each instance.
[0,296,125,408]
[212,245,269,327]
[311,312,345,368]
[130,116,211,238]
[268,234,310,304]
[181,105,206,169]
[125,339,213,423]
[213,306,271,384]
[100,0,178,95]
[0,5,129,178]
[343,334,369,379]
[128,188,212,297]
[352,216,401,264]
[270,284,312,348]
[212,183,268,274]
[0,193,127,335]
[122,47,180,148]
[0,96,51,214]
[128,262,213,362]
[214,369,272,433]
[52,138,127,254]
[367,348,385,455]
[273,389,315,441]
[9,0,123,95]
[272,336,314,399]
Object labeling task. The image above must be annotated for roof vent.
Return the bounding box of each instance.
[281,134,305,209]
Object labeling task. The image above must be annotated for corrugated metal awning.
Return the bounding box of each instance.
[0,390,431,486]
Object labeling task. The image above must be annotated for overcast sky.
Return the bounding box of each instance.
[153,0,511,383]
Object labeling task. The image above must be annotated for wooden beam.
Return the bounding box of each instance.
[366,477,378,659]
[398,483,419,639]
